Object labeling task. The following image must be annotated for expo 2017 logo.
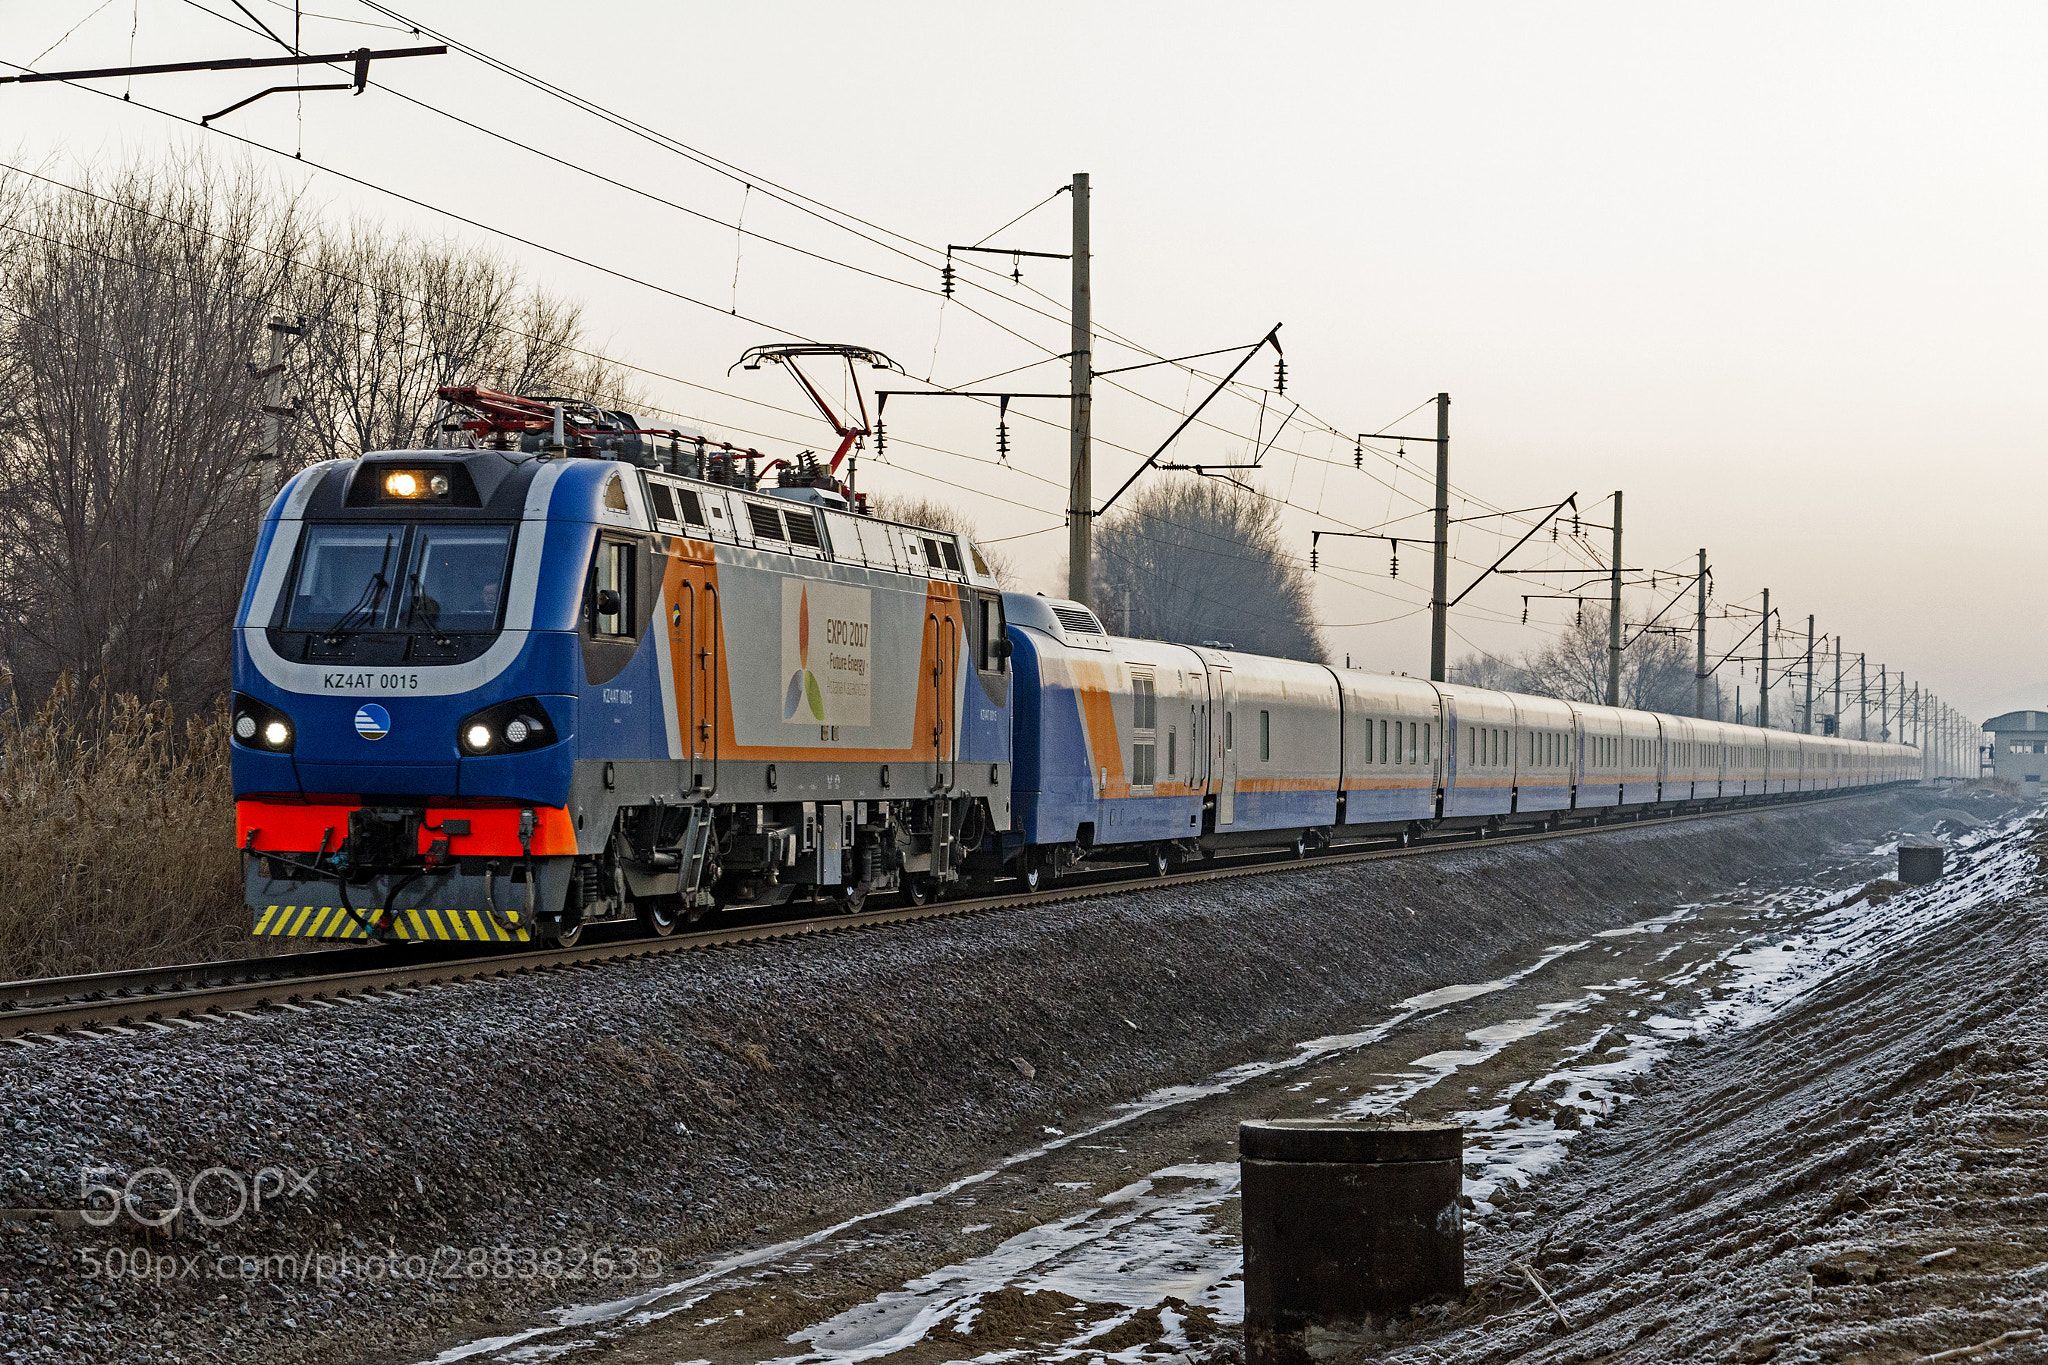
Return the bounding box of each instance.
[784,586,825,722]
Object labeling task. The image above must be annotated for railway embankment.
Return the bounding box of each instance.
[0,788,1993,1365]
[1367,807,2048,1364]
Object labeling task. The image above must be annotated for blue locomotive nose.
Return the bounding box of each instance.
[288,691,465,796]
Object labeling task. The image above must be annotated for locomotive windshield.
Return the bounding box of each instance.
[282,522,514,634]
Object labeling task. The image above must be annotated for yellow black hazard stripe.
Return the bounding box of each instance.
[251,904,530,943]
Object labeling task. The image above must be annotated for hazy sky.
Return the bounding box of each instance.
[7,1,2042,723]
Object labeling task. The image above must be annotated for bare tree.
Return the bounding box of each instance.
[1091,477,1324,661]
[865,492,1016,585]
[287,224,634,461]
[0,164,305,710]
[0,163,646,713]
[1452,602,1696,711]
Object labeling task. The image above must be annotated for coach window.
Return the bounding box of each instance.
[1132,674,1158,787]
[1422,724,1431,763]
[1260,710,1272,763]
[589,537,637,638]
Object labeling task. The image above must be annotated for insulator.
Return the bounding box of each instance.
[1550,522,1558,541]
[1274,357,1288,395]
[1575,598,1584,626]
[1396,443,1406,459]
[940,261,956,298]
[1571,513,1581,536]
[874,419,887,458]
[1353,440,1362,470]
[1521,602,1529,624]
[1310,545,1319,570]
[1012,252,1023,283]
[1390,547,1399,579]
[995,418,1010,461]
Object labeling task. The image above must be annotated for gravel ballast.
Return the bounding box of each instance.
[0,791,1957,1364]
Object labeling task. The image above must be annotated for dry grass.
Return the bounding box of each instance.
[0,682,245,978]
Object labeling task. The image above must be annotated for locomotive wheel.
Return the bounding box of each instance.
[543,916,584,949]
[835,882,870,915]
[1146,844,1170,878]
[635,897,681,938]
[1020,849,1061,892]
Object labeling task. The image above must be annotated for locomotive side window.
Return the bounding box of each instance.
[1259,710,1272,763]
[649,483,679,524]
[589,537,637,638]
[976,594,1007,672]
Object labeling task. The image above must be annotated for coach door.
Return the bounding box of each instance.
[1215,664,1237,826]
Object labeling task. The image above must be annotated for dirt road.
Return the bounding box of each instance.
[414,803,2039,1365]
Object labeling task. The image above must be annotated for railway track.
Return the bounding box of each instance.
[0,795,1877,1044]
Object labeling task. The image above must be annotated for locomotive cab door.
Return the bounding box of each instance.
[926,603,960,794]
[668,575,720,796]
[694,582,720,795]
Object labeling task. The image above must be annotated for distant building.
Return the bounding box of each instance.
[1984,710,2048,788]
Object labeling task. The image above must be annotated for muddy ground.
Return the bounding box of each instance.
[0,789,1998,1364]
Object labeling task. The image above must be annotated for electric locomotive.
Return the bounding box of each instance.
[232,384,1012,947]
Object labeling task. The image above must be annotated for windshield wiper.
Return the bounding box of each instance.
[323,534,397,636]
[403,571,441,632]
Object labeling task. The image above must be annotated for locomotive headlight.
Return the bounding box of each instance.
[385,471,422,498]
[230,693,295,753]
[456,699,557,757]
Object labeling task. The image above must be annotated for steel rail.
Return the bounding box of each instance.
[0,792,1884,1043]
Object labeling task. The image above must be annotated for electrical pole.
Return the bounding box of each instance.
[1606,490,1624,707]
[1833,639,1843,735]
[1900,687,1916,773]
[1428,393,1451,682]
[1758,588,1771,728]
[1803,614,1815,734]
[253,314,303,506]
[1879,666,1888,741]
[1065,171,1093,606]
[1694,548,1709,719]
[1859,653,1868,739]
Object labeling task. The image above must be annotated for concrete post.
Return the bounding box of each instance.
[1065,172,1092,605]
[1241,1119,1463,1364]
